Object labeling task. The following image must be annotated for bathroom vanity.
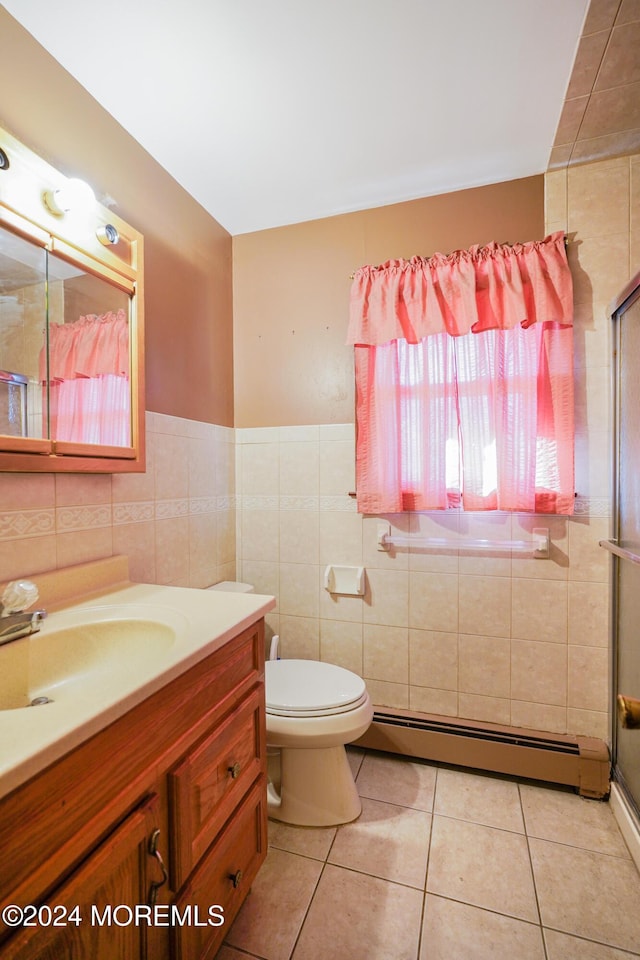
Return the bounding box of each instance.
[0,559,274,959]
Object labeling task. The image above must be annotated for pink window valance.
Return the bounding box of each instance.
[41,309,130,382]
[347,231,573,346]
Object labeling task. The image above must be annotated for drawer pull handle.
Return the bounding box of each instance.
[228,761,241,779]
[148,828,169,907]
[229,869,243,888]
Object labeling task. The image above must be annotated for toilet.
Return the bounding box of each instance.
[265,658,373,827]
[207,581,373,827]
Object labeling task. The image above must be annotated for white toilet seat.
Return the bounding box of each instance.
[266,692,369,718]
[264,658,373,825]
[266,659,367,717]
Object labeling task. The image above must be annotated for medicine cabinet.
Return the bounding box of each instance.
[0,125,144,472]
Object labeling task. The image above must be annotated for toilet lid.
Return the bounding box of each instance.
[265,659,368,716]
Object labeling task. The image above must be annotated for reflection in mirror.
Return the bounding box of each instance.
[0,225,132,448]
[0,226,47,438]
[46,254,131,447]
[0,122,144,471]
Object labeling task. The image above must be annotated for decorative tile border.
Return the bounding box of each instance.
[155,498,190,520]
[113,501,155,525]
[56,505,112,532]
[189,497,218,515]
[280,496,320,511]
[236,494,608,518]
[0,495,608,543]
[0,509,55,541]
[239,495,357,512]
[319,496,358,512]
[241,496,279,511]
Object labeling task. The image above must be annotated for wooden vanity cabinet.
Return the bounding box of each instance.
[0,619,267,960]
[0,795,158,960]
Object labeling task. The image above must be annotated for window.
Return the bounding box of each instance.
[349,234,574,515]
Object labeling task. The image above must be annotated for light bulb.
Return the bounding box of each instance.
[44,177,96,215]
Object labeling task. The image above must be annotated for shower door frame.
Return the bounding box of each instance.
[609,271,640,824]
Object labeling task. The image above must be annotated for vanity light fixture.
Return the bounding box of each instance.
[96,223,120,246]
[43,177,96,216]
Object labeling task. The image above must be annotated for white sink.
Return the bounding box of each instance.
[0,604,187,710]
[0,579,275,800]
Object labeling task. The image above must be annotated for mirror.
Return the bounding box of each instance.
[0,230,133,446]
[0,126,144,472]
[0,227,46,439]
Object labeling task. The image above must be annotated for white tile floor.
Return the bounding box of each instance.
[216,749,640,960]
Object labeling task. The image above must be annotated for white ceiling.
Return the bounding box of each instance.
[3,0,589,235]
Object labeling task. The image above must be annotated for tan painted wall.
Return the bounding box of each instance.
[0,8,233,426]
[234,159,640,741]
[233,176,544,427]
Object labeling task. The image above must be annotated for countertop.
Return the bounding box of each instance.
[0,581,275,799]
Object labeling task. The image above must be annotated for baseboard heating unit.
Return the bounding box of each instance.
[353,708,610,799]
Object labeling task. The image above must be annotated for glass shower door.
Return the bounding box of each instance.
[612,279,640,816]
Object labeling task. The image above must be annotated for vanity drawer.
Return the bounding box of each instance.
[169,685,266,888]
[194,622,263,723]
[172,776,267,960]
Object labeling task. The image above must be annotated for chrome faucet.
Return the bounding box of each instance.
[0,580,47,646]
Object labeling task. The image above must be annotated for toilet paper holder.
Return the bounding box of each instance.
[323,565,365,596]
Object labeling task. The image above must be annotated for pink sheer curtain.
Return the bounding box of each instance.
[41,310,130,446]
[348,233,574,515]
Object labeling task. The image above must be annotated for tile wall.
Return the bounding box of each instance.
[236,425,609,741]
[0,411,236,588]
[236,151,640,745]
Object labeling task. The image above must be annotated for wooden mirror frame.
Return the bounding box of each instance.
[0,125,145,473]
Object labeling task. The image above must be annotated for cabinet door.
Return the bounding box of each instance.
[172,777,267,960]
[0,795,160,960]
[0,127,146,474]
